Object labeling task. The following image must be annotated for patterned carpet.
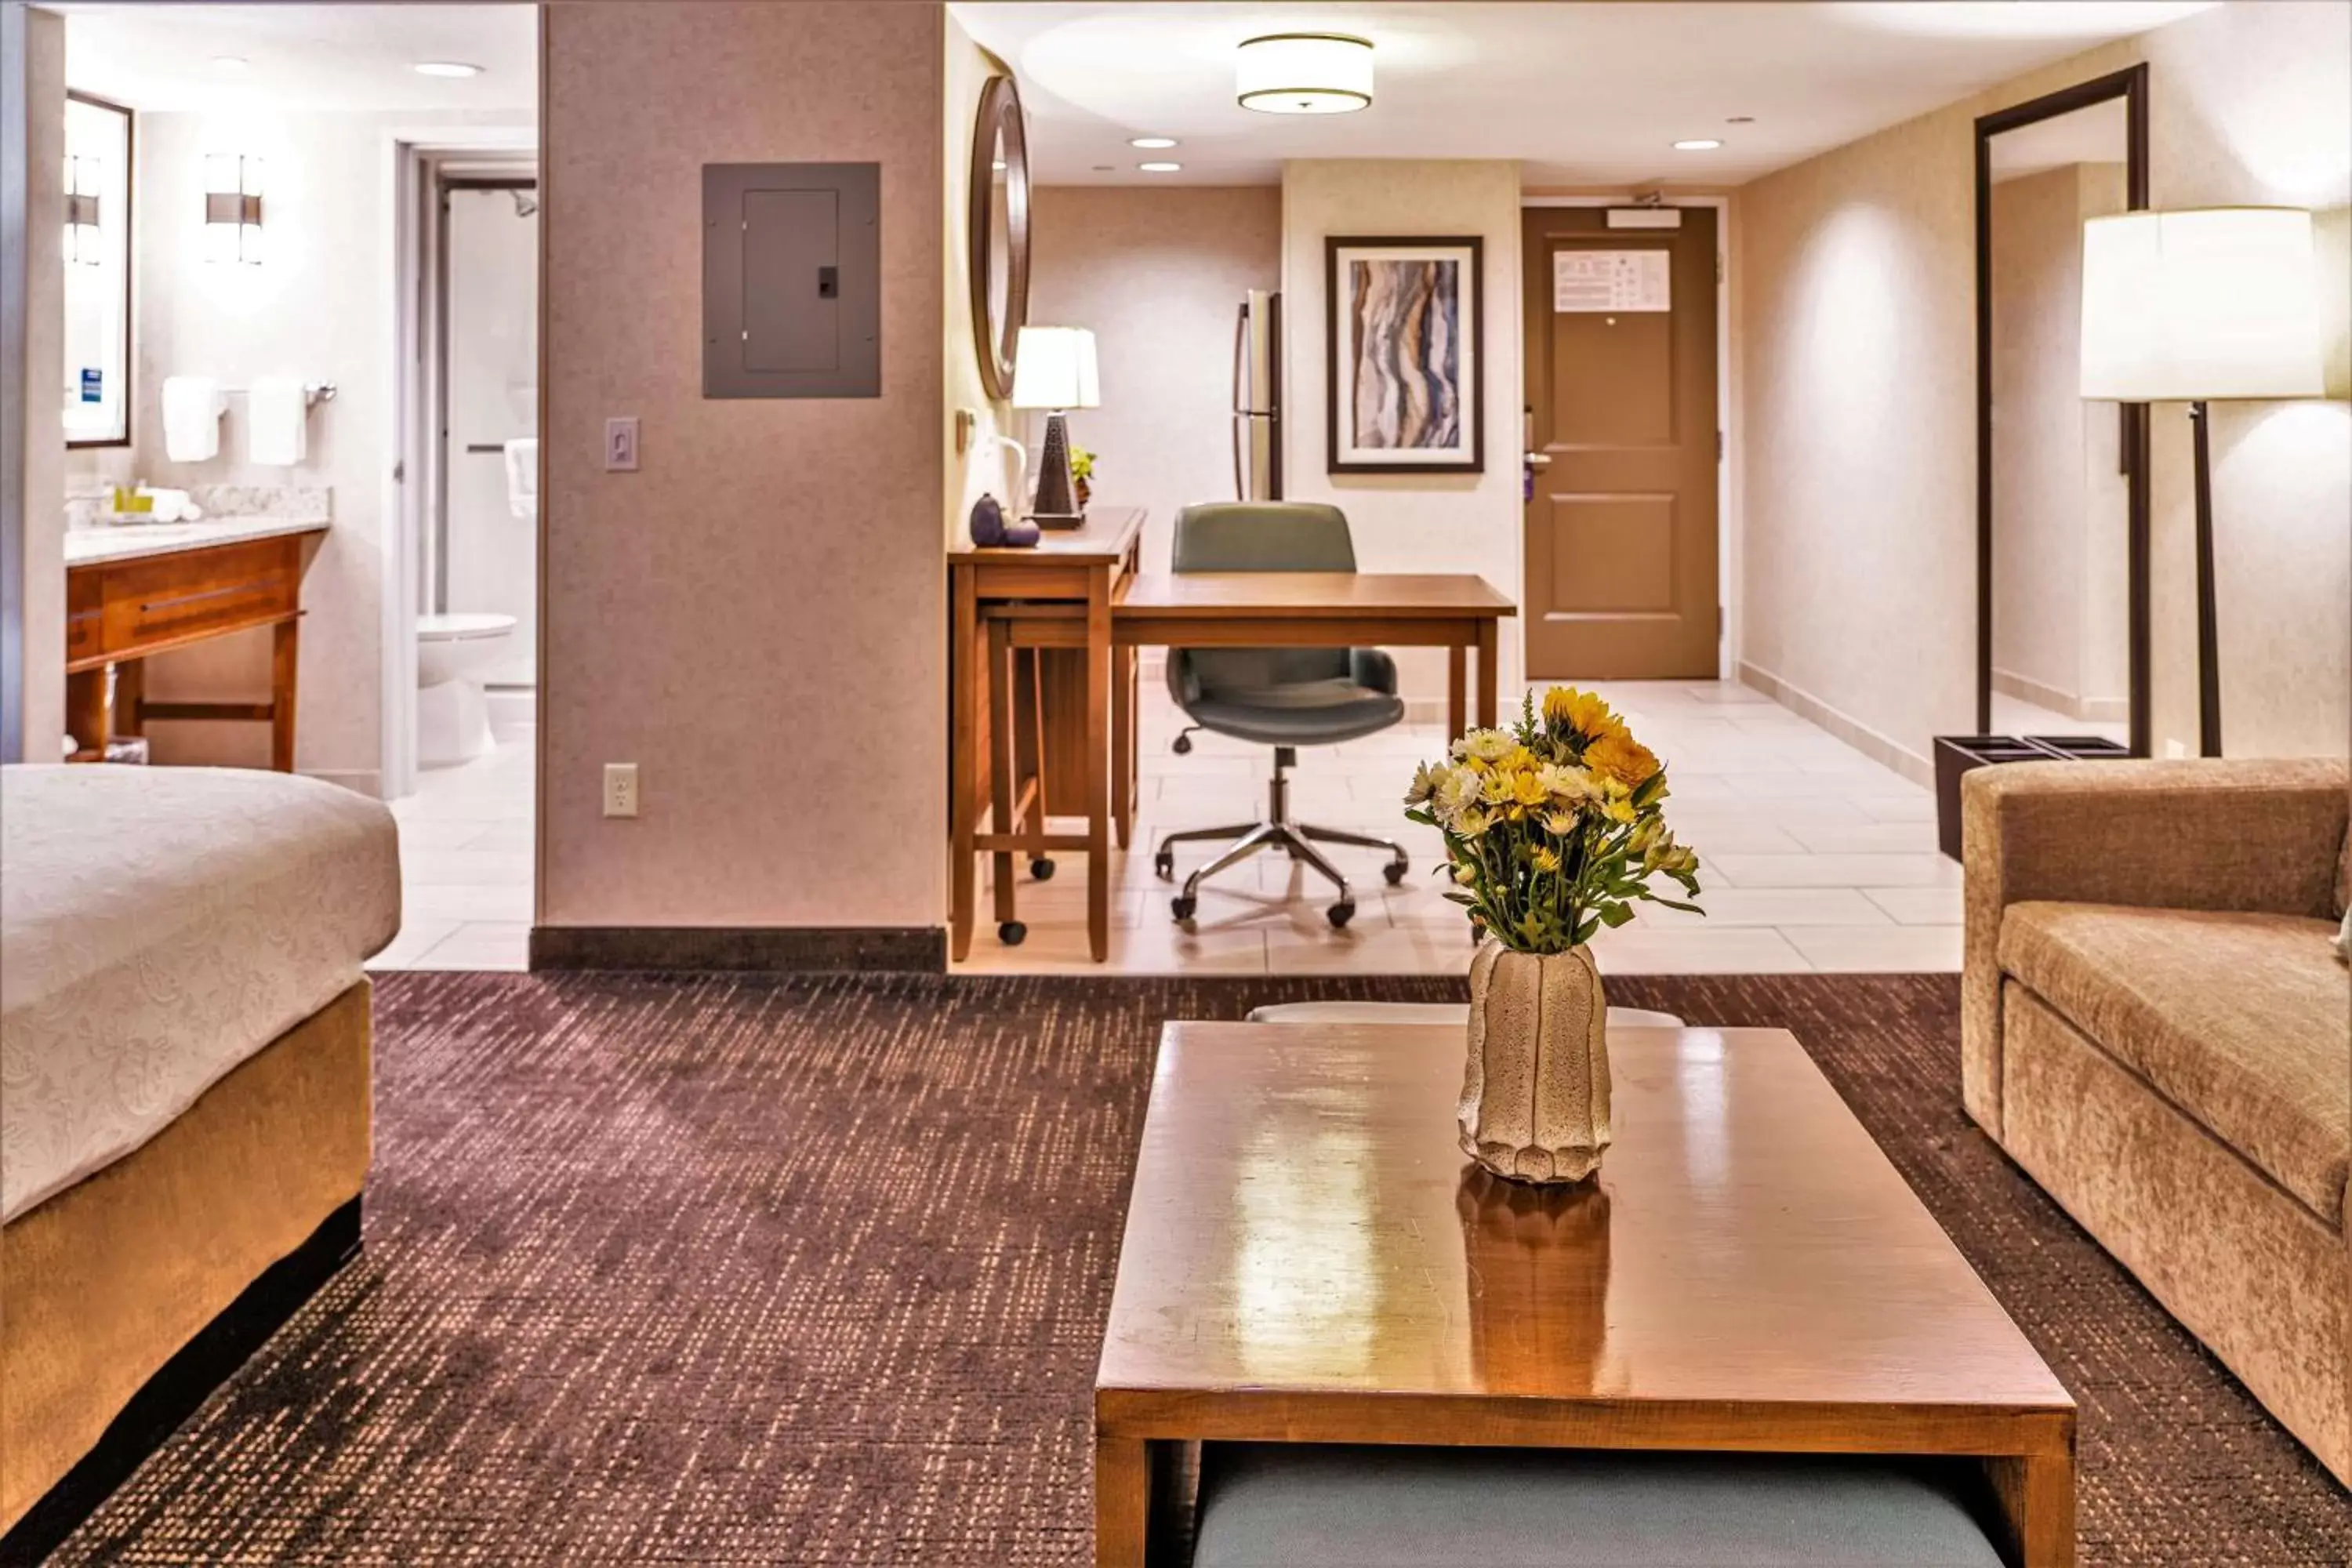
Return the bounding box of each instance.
[54,971,2352,1565]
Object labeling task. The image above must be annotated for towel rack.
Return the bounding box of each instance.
[222,383,337,408]
[464,442,521,454]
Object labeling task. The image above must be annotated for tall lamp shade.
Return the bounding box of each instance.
[2078,207,2325,755]
[1011,327,1098,527]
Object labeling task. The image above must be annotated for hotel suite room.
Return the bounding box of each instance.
[1,2,2348,1563]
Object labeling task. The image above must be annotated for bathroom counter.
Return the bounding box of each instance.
[64,521,328,770]
[64,514,328,568]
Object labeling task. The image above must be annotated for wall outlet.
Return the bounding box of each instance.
[602,762,640,818]
[2164,739,2189,760]
[604,416,640,472]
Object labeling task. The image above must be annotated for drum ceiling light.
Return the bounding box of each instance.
[1236,33,1373,115]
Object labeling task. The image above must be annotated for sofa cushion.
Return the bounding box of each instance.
[2000,902,2350,1223]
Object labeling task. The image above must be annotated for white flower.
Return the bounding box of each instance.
[1536,763,1599,804]
[1432,768,1483,826]
[1403,760,1446,807]
[1456,728,1515,764]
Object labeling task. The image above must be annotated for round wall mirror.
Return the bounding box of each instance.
[969,74,1031,401]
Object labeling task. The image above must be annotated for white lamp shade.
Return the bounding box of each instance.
[1010,326,1100,410]
[2080,207,2325,401]
[1236,33,1374,114]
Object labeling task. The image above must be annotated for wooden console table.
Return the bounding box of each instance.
[948,537,1515,963]
[65,526,323,771]
[1097,1022,2077,1566]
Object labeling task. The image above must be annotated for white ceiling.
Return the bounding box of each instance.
[952,1,2214,187]
[59,4,536,114]
[1987,96,2130,183]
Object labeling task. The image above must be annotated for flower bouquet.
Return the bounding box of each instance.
[1405,687,1703,1182]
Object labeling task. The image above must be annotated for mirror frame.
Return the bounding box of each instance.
[1973,64,2151,754]
[967,73,1031,403]
[64,90,134,450]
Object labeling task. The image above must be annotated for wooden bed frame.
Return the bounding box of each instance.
[0,981,373,1564]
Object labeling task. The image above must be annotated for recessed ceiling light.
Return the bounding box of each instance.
[212,55,249,70]
[412,60,483,78]
[1138,162,1182,173]
[1129,136,1178,150]
[1673,139,1723,151]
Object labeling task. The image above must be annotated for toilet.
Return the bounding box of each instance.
[416,612,517,766]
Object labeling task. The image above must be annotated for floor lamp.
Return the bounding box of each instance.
[2079,207,2325,757]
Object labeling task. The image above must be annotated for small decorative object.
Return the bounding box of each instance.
[1328,235,1484,474]
[1011,325,1099,528]
[968,492,1007,546]
[1000,515,1040,548]
[1069,443,1095,508]
[1405,688,1703,1183]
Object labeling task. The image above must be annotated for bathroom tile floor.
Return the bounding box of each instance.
[369,731,535,973]
[371,683,1967,978]
[953,678,1964,976]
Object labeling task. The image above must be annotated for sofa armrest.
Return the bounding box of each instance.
[1959,757,2349,1138]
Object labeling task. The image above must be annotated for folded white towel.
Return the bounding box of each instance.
[503,437,539,521]
[161,376,223,463]
[247,376,308,466]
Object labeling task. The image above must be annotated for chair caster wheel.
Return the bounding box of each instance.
[1154,851,1175,880]
[1172,734,1193,754]
[1029,858,1055,881]
[1328,901,1356,929]
[998,920,1027,946]
[1171,894,1197,924]
[1383,859,1408,887]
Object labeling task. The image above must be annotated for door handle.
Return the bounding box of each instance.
[1523,452,1552,470]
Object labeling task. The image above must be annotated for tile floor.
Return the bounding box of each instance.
[955,678,1964,975]
[370,681,1969,977]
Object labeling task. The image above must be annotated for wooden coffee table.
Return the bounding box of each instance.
[1095,1023,2076,1566]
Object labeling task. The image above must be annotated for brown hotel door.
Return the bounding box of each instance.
[1522,207,1719,678]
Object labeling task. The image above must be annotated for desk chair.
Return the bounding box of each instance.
[1155,503,1410,929]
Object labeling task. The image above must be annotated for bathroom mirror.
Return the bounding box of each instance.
[968,73,1030,402]
[1975,66,2151,753]
[64,93,132,448]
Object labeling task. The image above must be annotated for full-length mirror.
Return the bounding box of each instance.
[64,92,132,448]
[1975,67,2150,753]
[967,73,1030,401]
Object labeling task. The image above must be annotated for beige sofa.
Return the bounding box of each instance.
[1962,757,2350,1486]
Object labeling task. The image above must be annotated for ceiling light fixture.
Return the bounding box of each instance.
[1130,136,1178,149]
[1236,33,1373,115]
[212,55,249,70]
[412,60,483,78]
[1673,139,1723,151]
[1138,162,1182,173]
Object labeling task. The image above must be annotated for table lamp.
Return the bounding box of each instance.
[1011,325,1099,528]
[2080,207,2325,755]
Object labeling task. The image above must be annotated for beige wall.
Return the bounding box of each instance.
[1740,0,2351,771]
[1025,185,1282,575]
[14,3,62,764]
[65,107,531,792]
[539,0,947,931]
[1280,158,1525,712]
[1989,161,2129,721]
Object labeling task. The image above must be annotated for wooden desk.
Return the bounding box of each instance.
[949,509,1145,964]
[64,528,323,770]
[954,565,1515,964]
[1096,1022,2077,1566]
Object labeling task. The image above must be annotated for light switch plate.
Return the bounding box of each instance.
[605,417,640,473]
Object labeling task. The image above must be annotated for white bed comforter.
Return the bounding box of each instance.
[1,764,401,1222]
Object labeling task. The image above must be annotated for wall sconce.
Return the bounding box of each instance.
[63,154,101,266]
[203,153,264,264]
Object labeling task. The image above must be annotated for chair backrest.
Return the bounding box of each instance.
[1171,503,1354,695]
[1171,502,1358,573]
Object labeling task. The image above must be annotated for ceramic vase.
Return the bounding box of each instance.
[1458,942,1612,1184]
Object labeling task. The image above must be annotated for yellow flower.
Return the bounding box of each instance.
[1542,687,1627,743]
[1585,732,1661,788]
[1530,845,1562,874]
[1541,808,1584,837]
[1510,769,1550,808]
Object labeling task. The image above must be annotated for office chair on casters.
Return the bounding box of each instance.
[1154,503,1410,930]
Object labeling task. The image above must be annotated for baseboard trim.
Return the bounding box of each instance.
[0,1197,362,1567]
[1737,662,1935,788]
[528,925,948,974]
[1990,668,2127,725]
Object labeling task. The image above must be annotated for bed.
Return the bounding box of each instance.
[0,764,400,1561]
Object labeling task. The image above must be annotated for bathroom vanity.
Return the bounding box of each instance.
[64,517,328,770]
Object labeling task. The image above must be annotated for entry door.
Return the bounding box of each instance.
[1522,208,1719,678]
